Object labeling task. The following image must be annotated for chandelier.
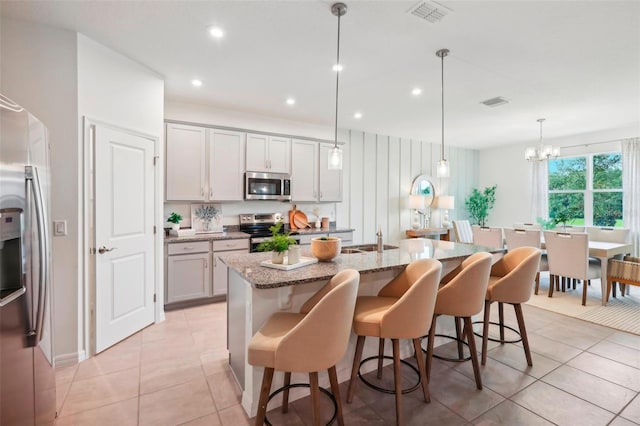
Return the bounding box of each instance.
[525,118,560,161]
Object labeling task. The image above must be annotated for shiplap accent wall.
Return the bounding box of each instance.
[336,130,479,245]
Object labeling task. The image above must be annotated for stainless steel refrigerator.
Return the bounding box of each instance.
[0,94,56,425]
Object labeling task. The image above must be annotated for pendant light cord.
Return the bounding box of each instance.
[334,12,341,149]
[440,52,445,160]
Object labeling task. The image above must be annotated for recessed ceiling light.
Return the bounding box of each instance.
[191,79,203,87]
[354,112,363,119]
[411,88,422,96]
[332,64,344,72]
[208,26,225,39]
[286,98,296,105]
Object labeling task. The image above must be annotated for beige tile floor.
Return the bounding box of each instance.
[54,298,640,425]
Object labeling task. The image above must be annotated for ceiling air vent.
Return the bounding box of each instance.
[481,96,510,108]
[407,1,452,23]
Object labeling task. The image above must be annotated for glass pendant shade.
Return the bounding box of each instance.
[328,145,343,170]
[436,159,450,178]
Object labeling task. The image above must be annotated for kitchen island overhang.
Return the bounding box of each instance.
[222,239,505,418]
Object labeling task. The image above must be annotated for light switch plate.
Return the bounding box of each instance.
[53,220,67,236]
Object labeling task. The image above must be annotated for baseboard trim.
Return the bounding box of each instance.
[55,350,87,367]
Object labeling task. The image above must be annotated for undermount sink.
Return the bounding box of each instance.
[341,244,399,254]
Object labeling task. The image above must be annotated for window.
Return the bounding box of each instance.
[548,153,622,227]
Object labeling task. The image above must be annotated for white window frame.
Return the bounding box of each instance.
[548,151,622,227]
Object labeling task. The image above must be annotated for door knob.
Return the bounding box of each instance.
[98,246,116,254]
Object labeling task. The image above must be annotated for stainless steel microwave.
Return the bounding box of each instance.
[245,172,291,201]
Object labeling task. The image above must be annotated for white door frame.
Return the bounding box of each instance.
[81,117,164,358]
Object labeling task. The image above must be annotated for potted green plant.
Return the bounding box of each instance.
[464,185,497,227]
[167,212,183,231]
[256,222,297,264]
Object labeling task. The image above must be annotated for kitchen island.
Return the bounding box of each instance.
[222,239,505,418]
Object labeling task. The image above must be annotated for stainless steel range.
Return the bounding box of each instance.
[239,213,300,252]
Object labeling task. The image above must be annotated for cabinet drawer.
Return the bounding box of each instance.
[213,239,249,252]
[168,241,210,255]
[297,234,314,245]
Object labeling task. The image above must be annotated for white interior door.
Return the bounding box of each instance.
[94,124,156,353]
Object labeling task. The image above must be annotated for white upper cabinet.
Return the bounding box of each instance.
[318,143,342,202]
[165,123,206,201]
[209,129,245,201]
[246,133,291,174]
[290,140,342,202]
[291,139,318,202]
[166,123,245,201]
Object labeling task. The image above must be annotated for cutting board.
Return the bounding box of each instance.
[293,211,310,228]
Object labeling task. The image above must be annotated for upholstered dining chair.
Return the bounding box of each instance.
[346,258,442,426]
[512,223,542,230]
[248,269,360,426]
[504,228,549,294]
[480,247,541,366]
[552,225,585,233]
[472,226,503,248]
[586,227,631,244]
[425,252,492,390]
[543,231,601,306]
[452,220,473,243]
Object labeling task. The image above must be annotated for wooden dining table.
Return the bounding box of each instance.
[541,239,633,305]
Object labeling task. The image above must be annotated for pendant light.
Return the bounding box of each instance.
[328,2,347,170]
[436,48,450,178]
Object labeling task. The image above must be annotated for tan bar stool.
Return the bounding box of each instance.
[346,258,442,426]
[424,252,492,389]
[248,269,360,426]
[479,247,541,366]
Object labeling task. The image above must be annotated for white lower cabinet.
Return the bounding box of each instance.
[212,239,249,296]
[167,251,211,304]
[166,238,249,306]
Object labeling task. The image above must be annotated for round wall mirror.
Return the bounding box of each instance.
[411,175,436,207]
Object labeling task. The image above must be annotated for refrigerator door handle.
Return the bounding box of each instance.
[25,166,49,344]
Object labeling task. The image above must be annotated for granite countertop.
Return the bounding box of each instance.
[221,239,505,289]
[165,231,250,243]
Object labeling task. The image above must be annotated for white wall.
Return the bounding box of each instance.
[1,17,80,360]
[479,125,639,228]
[77,34,165,353]
[165,100,480,245]
[1,18,165,362]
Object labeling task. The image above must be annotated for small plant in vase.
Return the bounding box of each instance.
[256,222,297,264]
[167,212,182,231]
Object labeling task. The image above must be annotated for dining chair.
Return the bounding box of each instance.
[504,228,549,294]
[472,226,503,248]
[552,225,585,233]
[248,269,360,426]
[586,227,630,244]
[346,258,442,426]
[512,223,542,230]
[543,231,601,305]
[452,220,473,243]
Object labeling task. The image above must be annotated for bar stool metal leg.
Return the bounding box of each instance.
[377,338,385,379]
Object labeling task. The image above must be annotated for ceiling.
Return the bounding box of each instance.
[4,1,640,149]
